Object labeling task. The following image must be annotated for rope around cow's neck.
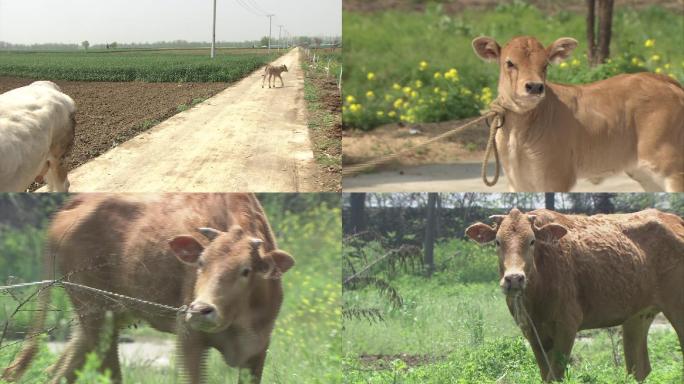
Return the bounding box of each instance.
[343,98,506,188]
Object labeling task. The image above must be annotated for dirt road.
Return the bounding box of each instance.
[44,48,316,192]
[343,163,644,192]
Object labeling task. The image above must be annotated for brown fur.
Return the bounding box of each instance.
[466,208,684,382]
[472,36,684,192]
[261,64,288,88]
[1,193,294,384]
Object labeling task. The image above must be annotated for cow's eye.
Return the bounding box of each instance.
[530,239,536,246]
[495,239,501,247]
[241,268,251,277]
[197,259,205,268]
[506,60,515,69]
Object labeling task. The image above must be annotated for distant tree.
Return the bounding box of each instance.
[81,40,89,51]
[313,37,323,48]
[260,36,269,47]
[545,193,555,210]
[592,193,616,213]
[349,193,366,234]
[586,0,614,66]
[110,41,118,49]
[423,193,438,277]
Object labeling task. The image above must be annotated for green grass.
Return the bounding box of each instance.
[1,200,342,383]
[302,51,342,172]
[343,240,683,383]
[0,49,282,82]
[342,3,684,130]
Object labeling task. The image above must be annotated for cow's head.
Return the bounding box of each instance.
[281,64,288,72]
[169,225,294,332]
[465,208,567,295]
[472,36,578,113]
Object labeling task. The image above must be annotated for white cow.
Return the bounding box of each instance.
[0,81,76,192]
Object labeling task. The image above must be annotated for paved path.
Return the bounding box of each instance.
[47,48,316,192]
[343,163,644,192]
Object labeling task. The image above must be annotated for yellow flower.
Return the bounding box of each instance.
[349,104,362,113]
[376,111,384,117]
[655,67,662,74]
[346,95,355,103]
[367,72,376,81]
[664,63,671,69]
[651,54,660,62]
[366,90,375,99]
[559,62,568,69]
[402,86,412,96]
[444,68,459,81]
[668,73,675,78]
[440,97,447,103]
[393,98,404,109]
[415,80,423,88]
[571,58,580,67]
[631,57,639,65]
[392,83,401,91]
[388,111,396,118]
[433,87,440,94]
[384,94,393,101]
[644,39,655,48]
[419,61,428,71]
[434,72,442,79]
[410,91,418,99]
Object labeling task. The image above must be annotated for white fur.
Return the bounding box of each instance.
[0,81,76,192]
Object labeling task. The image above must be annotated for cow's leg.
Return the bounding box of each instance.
[177,330,209,384]
[526,332,552,381]
[101,324,122,383]
[625,167,663,192]
[50,314,104,384]
[623,314,654,381]
[664,173,684,192]
[279,75,284,88]
[269,74,273,88]
[238,350,267,384]
[662,302,684,361]
[545,327,576,381]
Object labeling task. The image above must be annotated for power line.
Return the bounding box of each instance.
[245,0,270,15]
[234,0,266,17]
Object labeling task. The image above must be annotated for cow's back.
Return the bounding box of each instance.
[0,82,76,191]
[528,208,683,328]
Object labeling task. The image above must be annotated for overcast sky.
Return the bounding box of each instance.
[0,0,341,45]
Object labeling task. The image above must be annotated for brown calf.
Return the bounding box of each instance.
[466,208,684,381]
[472,36,684,192]
[2,193,294,384]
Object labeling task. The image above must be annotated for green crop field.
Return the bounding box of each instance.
[0,48,282,83]
[0,194,341,383]
[343,239,683,384]
[342,3,684,130]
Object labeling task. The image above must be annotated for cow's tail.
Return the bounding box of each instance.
[1,257,54,381]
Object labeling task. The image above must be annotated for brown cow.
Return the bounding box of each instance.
[465,208,684,382]
[2,193,294,384]
[472,36,684,192]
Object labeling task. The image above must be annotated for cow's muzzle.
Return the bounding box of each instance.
[501,272,526,293]
[185,301,220,331]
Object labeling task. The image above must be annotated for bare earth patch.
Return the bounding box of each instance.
[0,76,228,189]
[343,117,491,170]
[358,353,445,370]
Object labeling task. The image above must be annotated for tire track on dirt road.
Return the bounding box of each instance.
[46,48,317,192]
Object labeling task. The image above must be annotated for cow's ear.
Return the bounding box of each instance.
[465,223,497,244]
[547,37,578,64]
[169,235,204,266]
[472,37,501,62]
[261,250,295,279]
[535,223,568,242]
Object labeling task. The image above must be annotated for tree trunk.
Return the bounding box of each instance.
[593,193,616,214]
[586,0,597,65]
[545,193,555,210]
[587,0,614,66]
[597,0,614,64]
[424,193,438,277]
[349,193,366,234]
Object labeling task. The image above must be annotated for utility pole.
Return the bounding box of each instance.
[267,14,274,52]
[278,25,283,51]
[211,0,216,58]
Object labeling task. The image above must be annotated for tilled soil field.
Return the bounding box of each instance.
[0,76,228,182]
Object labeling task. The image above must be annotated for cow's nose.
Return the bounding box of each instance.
[504,273,526,289]
[525,82,544,95]
[189,302,216,317]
